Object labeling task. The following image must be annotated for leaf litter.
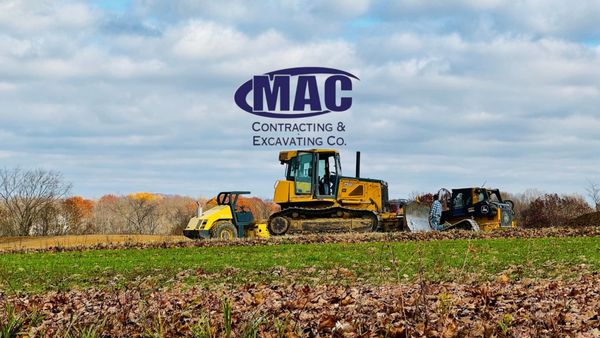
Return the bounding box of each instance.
[1,272,599,337]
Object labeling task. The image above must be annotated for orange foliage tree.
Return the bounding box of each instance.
[128,192,162,202]
[99,194,119,204]
[63,196,95,234]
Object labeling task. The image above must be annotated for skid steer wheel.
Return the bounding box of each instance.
[268,216,290,235]
[211,222,238,240]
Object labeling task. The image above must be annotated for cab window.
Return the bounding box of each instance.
[316,153,338,196]
[286,157,297,180]
[453,193,465,209]
[488,190,501,202]
[294,153,313,195]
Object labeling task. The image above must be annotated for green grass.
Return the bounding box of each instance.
[0,236,598,293]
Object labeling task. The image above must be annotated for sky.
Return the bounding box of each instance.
[1,0,600,200]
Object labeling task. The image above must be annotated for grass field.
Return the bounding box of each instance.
[1,234,599,336]
[0,236,598,294]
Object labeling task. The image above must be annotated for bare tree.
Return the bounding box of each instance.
[0,168,72,236]
[115,193,162,234]
[521,193,592,228]
[92,194,125,234]
[127,198,160,234]
[0,205,9,236]
[37,201,62,236]
[160,195,200,235]
[585,179,600,212]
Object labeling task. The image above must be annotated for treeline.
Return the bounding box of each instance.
[504,190,595,228]
[1,168,598,236]
[0,168,278,236]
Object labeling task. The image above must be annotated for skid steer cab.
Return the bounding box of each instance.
[183,191,270,240]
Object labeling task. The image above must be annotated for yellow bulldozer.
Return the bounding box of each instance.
[267,149,404,234]
[267,149,516,235]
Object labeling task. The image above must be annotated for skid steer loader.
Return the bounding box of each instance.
[403,188,516,232]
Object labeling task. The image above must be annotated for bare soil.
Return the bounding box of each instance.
[567,211,600,227]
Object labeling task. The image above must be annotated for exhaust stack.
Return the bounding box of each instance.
[355,151,361,178]
[196,201,203,217]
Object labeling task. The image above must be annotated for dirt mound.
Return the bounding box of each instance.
[567,211,600,227]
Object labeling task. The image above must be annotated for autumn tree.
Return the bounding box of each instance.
[63,196,95,234]
[0,168,71,236]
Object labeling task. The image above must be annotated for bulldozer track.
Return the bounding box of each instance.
[268,206,379,235]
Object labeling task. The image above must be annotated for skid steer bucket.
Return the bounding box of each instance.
[403,202,432,232]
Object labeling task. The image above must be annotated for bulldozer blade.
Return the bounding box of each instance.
[404,201,432,232]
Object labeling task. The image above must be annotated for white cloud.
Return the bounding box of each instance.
[0,82,17,92]
[171,20,247,59]
[1,1,600,198]
[0,1,95,33]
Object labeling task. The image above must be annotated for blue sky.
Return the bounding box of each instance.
[1,0,599,200]
[91,0,131,12]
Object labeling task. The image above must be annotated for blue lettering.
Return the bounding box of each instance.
[293,76,321,111]
[324,75,352,112]
[253,75,290,111]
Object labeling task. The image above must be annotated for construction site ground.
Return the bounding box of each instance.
[0,227,599,336]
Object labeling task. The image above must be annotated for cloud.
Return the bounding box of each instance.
[1,1,599,200]
[171,20,247,59]
[0,1,95,34]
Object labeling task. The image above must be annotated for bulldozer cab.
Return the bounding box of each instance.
[283,149,341,198]
[216,191,255,236]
